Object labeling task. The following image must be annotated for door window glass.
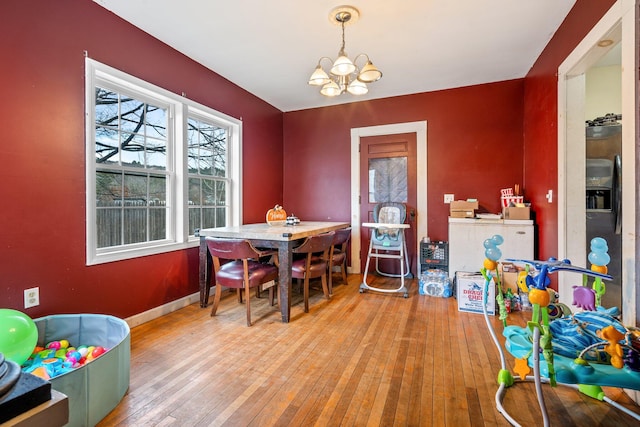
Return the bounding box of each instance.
[368,157,407,203]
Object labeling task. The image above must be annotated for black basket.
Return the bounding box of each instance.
[420,241,448,270]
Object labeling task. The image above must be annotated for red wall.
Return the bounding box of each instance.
[523,0,616,261]
[0,0,283,318]
[0,0,617,321]
[283,80,525,242]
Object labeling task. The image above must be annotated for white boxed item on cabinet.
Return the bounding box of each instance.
[456,272,495,315]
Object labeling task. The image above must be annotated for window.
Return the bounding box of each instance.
[94,88,171,249]
[187,116,229,233]
[86,59,241,265]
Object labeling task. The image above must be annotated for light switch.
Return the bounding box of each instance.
[546,190,553,203]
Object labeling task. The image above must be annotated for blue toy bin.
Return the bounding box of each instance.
[34,314,130,427]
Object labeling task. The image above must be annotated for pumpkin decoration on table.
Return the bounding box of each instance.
[266,204,287,226]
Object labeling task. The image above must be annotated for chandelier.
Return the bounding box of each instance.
[308,6,382,97]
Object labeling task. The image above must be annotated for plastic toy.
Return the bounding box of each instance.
[572,285,596,310]
[479,235,640,426]
[0,308,38,365]
[546,289,571,320]
[21,339,109,380]
[588,237,610,307]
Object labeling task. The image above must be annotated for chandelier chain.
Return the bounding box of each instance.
[340,20,346,55]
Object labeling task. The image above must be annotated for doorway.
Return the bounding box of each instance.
[359,133,417,275]
[557,0,637,326]
[349,122,427,277]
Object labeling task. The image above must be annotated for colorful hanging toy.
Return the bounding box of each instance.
[478,234,640,425]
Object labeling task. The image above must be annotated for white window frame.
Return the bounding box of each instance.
[85,59,242,265]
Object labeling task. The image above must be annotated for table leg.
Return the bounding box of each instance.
[277,241,293,322]
[199,236,208,308]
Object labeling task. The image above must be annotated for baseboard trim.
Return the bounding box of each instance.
[124,292,201,328]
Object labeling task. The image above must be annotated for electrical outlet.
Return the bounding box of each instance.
[444,194,455,204]
[24,287,39,308]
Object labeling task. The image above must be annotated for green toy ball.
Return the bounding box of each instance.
[0,308,38,365]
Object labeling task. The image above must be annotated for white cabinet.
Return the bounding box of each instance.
[448,218,534,277]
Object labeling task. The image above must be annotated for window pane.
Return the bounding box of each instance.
[201,153,215,176]
[368,157,407,203]
[188,178,201,206]
[187,118,227,178]
[120,133,145,167]
[95,88,119,127]
[97,208,121,248]
[146,137,166,170]
[212,129,227,177]
[202,179,215,206]
[145,104,166,139]
[200,123,213,174]
[187,118,200,174]
[216,207,226,227]
[123,174,147,205]
[149,176,166,205]
[96,171,122,206]
[189,207,201,235]
[215,180,225,205]
[120,96,144,133]
[149,208,166,241]
[202,208,216,229]
[95,88,120,164]
[95,126,119,165]
[123,208,146,244]
[200,123,214,147]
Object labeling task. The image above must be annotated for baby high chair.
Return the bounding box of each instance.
[359,202,411,298]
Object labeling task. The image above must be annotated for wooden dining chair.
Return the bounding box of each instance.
[328,227,351,295]
[205,237,278,326]
[291,231,335,313]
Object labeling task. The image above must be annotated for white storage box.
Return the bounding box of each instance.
[456,272,495,315]
[34,314,130,427]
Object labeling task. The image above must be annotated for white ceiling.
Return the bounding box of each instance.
[93,0,577,112]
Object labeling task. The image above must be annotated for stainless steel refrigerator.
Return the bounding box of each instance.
[585,117,621,310]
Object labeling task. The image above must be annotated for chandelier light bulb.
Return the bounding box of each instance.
[308,65,331,86]
[357,60,383,83]
[347,79,368,95]
[331,53,356,76]
[320,80,342,97]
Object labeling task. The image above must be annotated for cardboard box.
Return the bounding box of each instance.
[498,262,520,294]
[450,209,475,218]
[450,200,479,210]
[456,272,495,315]
[450,200,478,218]
[502,206,530,220]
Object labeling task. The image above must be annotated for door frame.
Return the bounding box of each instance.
[557,0,636,325]
[349,121,427,274]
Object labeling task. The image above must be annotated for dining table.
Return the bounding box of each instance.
[198,221,350,323]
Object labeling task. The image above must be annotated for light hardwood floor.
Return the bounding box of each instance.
[98,275,639,426]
